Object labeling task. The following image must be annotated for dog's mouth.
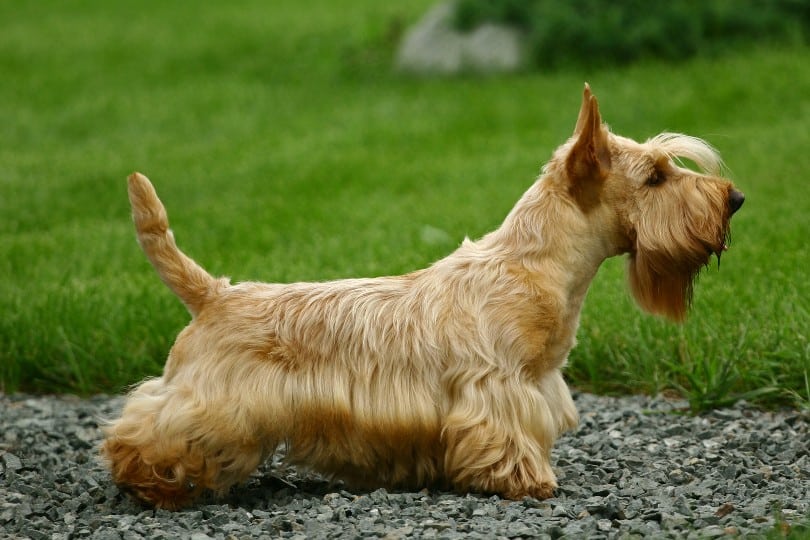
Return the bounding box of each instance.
[704,230,731,268]
[715,241,729,268]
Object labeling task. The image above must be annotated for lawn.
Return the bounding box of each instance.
[1,1,808,410]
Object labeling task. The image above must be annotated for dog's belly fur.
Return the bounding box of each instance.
[282,398,445,489]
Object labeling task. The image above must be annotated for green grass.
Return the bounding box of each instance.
[1,1,808,411]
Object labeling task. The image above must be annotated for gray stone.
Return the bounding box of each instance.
[396,1,525,75]
[2,452,23,471]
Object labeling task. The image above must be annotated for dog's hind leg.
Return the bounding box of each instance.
[101,378,269,509]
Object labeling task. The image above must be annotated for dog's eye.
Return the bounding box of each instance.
[646,170,665,187]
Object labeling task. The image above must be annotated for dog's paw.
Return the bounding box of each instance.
[504,480,556,500]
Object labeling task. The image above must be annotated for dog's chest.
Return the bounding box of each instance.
[514,296,581,379]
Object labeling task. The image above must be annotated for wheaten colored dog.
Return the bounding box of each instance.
[103,85,743,509]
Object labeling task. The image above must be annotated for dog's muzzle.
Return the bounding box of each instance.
[729,190,745,215]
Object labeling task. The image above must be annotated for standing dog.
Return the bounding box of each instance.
[103,85,743,508]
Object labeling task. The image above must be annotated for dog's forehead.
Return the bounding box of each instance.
[612,134,663,158]
[609,134,660,175]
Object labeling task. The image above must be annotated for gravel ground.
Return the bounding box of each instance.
[1,392,807,539]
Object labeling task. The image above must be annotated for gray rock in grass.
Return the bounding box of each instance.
[396,1,526,75]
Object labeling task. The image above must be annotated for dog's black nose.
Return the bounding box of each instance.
[729,190,745,214]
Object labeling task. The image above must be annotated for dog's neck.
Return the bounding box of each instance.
[481,177,614,305]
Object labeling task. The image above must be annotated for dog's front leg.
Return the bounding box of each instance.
[538,368,579,435]
[441,372,559,499]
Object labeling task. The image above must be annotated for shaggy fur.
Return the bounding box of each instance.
[102,84,744,509]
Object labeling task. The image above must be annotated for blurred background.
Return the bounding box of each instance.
[1,0,807,410]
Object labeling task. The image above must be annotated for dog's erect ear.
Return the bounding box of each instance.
[567,84,611,185]
[573,83,594,135]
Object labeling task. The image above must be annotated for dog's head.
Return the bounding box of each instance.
[560,84,744,321]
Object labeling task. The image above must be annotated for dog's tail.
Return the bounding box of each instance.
[127,172,220,317]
